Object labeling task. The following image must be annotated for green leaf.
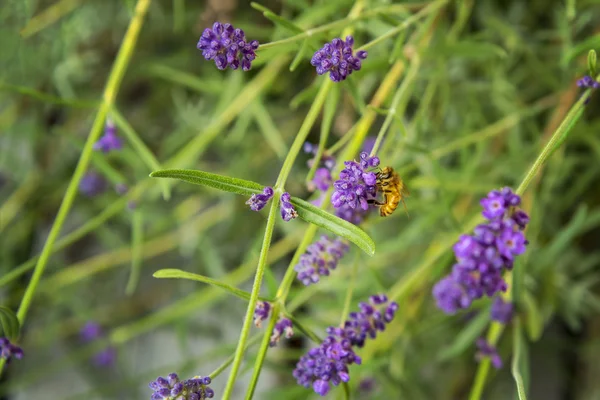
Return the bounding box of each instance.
[153,269,274,302]
[289,39,309,72]
[512,319,529,400]
[125,209,144,296]
[438,311,489,361]
[588,50,598,77]
[289,197,375,255]
[522,292,543,341]
[251,2,304,34]
[150,169,264,196]
[0,307,20,341]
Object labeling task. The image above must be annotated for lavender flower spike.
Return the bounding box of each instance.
[149,373,214,399]
[331,152,380,211]
[94,119,122,153]
[0,338,23,364]
[294,235,349,285]
[577,75,600,89]
[280,192,298,221]
[246,187,274,211]
[490,296,514,324]
[475,338,502,369]
[79,171,107,197]
[433,187,530,314]
[197,22,259,71]
[311,36,368,82]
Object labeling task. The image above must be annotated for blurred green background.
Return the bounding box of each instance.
[2,0,600,399]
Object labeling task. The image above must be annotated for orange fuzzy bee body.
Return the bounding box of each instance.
[374,167,409,217]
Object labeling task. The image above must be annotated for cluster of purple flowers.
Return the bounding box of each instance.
[79,321,117,367]
[331,152,380,224]
[311,36,368,82]
[577,75,600,89]
[94,119,122,153]
[432,187,528,321]
[0,338,23,364]
[246,188,297,222]
[79,171,108,197]
[197,22,259,71]
[149,373,214,400]
[293,294,398,396]
[253,301,294,347]
[475,338,502,369]
[294,235,349,286]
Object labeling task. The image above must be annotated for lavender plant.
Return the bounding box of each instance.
[2,1,600,400]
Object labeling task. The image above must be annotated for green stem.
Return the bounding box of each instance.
[306,86,339,186]
[209,334,263,379]
[274,80,333,188]
[340,255,360,324]
[357,0,448,51]
[244,304,281,400]
[221,200,279,400]
[13,0,151,327]
[369,55,420,157]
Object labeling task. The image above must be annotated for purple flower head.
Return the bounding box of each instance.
[311,36,368,82]
[280,192,298,221]
[197,22,259,71]
[490,297,514,324]
[312,168,333,192]
[79,171,107,197]
[293,335,361,396]
[577,75,600,89]
[80,321,103,342]
[475,338,502,369]
[328,294,399,348]
[433,187,529,314]
[93,346,117,367]
[149,373,214,399]
[0,338,23,364]
[253,301,271,328]
[331,152,379,212]
[294,235,349,285]
[246,187,274,211]
[94,119,122,153]
[270,317,294,347]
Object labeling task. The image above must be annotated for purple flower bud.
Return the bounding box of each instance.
[0,338,23,364]
[246,187,274,211]
[79,171,107,197]
[490,297,514,324]
[280,192,298,221]
[311,35,368,82]
[294,236,349,286]
[253,301,271,328]
[94,120,123,153]
[476,338,503,369]
[197,22,259,71]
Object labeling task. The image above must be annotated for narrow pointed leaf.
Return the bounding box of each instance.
[153,269,273,302]
[150,169,264,196]
[438,310,488,361]
[512,319,529,400]
[0,307,20,341]
[290,197,375,255]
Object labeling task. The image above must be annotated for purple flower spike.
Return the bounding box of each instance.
[197,22,259,71]
[253,301,271,328]
[490,297,514,324]
[94,119,122,153]
[433,187,529,314]
[270,317,294,347]
[149,373,214,399]
[311,35,368,82]
[476,338,503,369]
[280,192,298,221]
[294,235,349,285]
[577,75,600,89]
[331,152,379,212]
[293,336,361,396]
[246,187,274,211]
[79,171,107,197]
[312,168,332,191]
[327,294,399,348]
[0,338,23,364]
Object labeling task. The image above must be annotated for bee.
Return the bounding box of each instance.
[371,167,409,217]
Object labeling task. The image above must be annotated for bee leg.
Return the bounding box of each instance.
[367,199,385,206]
